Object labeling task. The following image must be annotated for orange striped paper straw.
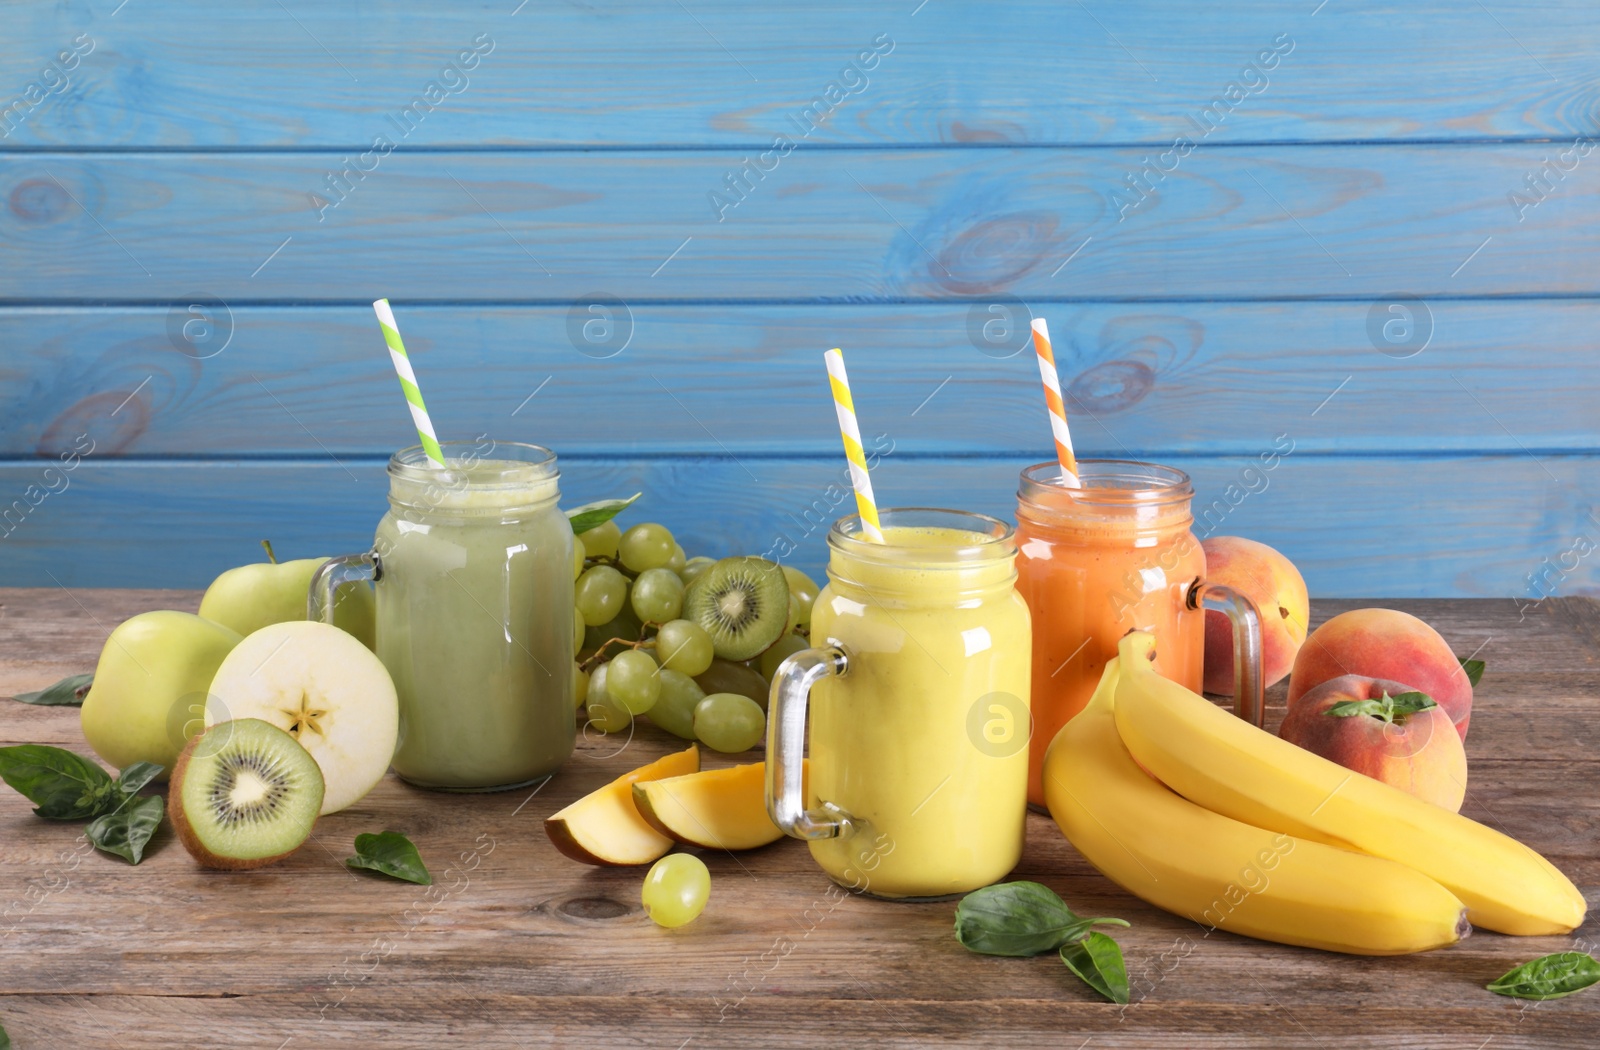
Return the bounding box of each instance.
[1030,318,1080,486]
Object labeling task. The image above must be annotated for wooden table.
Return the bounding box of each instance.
[1,591,1595,1048]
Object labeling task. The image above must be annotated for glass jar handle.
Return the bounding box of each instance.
[766,644,853,841]
[1187,580,1265,727]
[308,552,379,624]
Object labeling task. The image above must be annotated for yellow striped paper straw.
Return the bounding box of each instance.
[373,299,445,468]
[1030,318,1080,486]
[823,348,884,543]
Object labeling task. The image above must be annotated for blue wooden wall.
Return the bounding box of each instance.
[1,1,1597,600]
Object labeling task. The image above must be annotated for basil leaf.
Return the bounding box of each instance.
[0,1019,9,1049]
[1488,952,1600,1000]
[566,493,641,535]
[345,831,432,885]
[954,881,1128,957]
[1325,698,1388,719]
[115,762,165,798]
[1327,691,1434,724]
[1459,657,1486,687]
[9,672,94,706]
[0,745,116,820]
[86,795,164,865]
[1386,691,1437,716]
[1061,931,1130,1004]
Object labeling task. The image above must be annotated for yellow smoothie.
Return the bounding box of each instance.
[806,518,1031,899]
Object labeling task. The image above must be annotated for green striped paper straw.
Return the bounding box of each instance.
[372,298,445,467]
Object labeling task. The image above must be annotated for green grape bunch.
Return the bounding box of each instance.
[567,502,822,757]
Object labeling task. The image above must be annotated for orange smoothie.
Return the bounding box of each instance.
[1015,461,1205,807]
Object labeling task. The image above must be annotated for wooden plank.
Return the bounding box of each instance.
[1,593,1596,1047]
[1,2,1596,148]
[0,995,1593,1050]
[4,145,1598,301]
[3,300,1599,459]
[0,456,1596,598]
[6,590,1594,725]
[4,590,1595,768]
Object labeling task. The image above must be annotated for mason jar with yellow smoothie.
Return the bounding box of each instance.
[766,508,1031,900]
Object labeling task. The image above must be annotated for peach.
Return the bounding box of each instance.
[1201,536,1309,693]
[1288,608,1473,739]
[1279,675,1467,811]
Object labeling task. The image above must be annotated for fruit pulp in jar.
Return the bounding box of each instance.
[376,458,575,790]
[807,525,1031,898]
[1016,474,1204,808]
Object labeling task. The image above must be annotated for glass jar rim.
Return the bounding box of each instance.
[1018,459,1192,508]
[827,507,1015,566]
[388,440,558,489]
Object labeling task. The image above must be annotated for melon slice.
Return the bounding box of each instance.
[633,760,804,851]
[544,745,701,866]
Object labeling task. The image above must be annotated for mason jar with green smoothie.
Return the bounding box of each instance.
[313,439,576,791]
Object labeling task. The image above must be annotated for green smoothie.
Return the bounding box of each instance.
[374,444,575,790]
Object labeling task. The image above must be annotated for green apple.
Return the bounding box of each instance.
[197,545,375,650]
[80,611,243,777]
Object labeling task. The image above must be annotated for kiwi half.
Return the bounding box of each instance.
[169,718,324,870]
[682,556,789,661]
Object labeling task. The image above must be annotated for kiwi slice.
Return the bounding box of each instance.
[169,718,324,870]
[682,556,789,661]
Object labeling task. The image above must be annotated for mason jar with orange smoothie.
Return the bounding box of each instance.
[1015,460,1261,808]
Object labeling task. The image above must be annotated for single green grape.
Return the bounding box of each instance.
[631,567,685,624]
[572,604,585,657]
[641,853,710,928]
[781,566,820,629]
[571,536,586,580]
[666,543,687,574]
[654,619,714,677]
[649,668,704,740]
[693,693,766,753]
[680,556,716,586]
[572,662,589,711]
[758,632,811,681]
[607,648,661,715]
[587,694,632,734]
[575,565,628,626]
[585,664,632,733]
[619,522,677,573]
[581,518,622,559]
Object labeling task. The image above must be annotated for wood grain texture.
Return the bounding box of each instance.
[0,593,1596,1048]
[3,300,1598,458]
[1,2,1596,148]
[0,455,1595,597]
[3,145,1597,301]
[1,6,1594,598]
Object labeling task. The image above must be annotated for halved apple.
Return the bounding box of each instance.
[544,744,700,866]
[206,620,398,815]
[633,760,804,851]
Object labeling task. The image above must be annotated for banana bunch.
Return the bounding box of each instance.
[1043,632,1586,955]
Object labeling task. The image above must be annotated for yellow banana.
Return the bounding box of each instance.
[1044,658,1469,955]
[1112,631,1586,937]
